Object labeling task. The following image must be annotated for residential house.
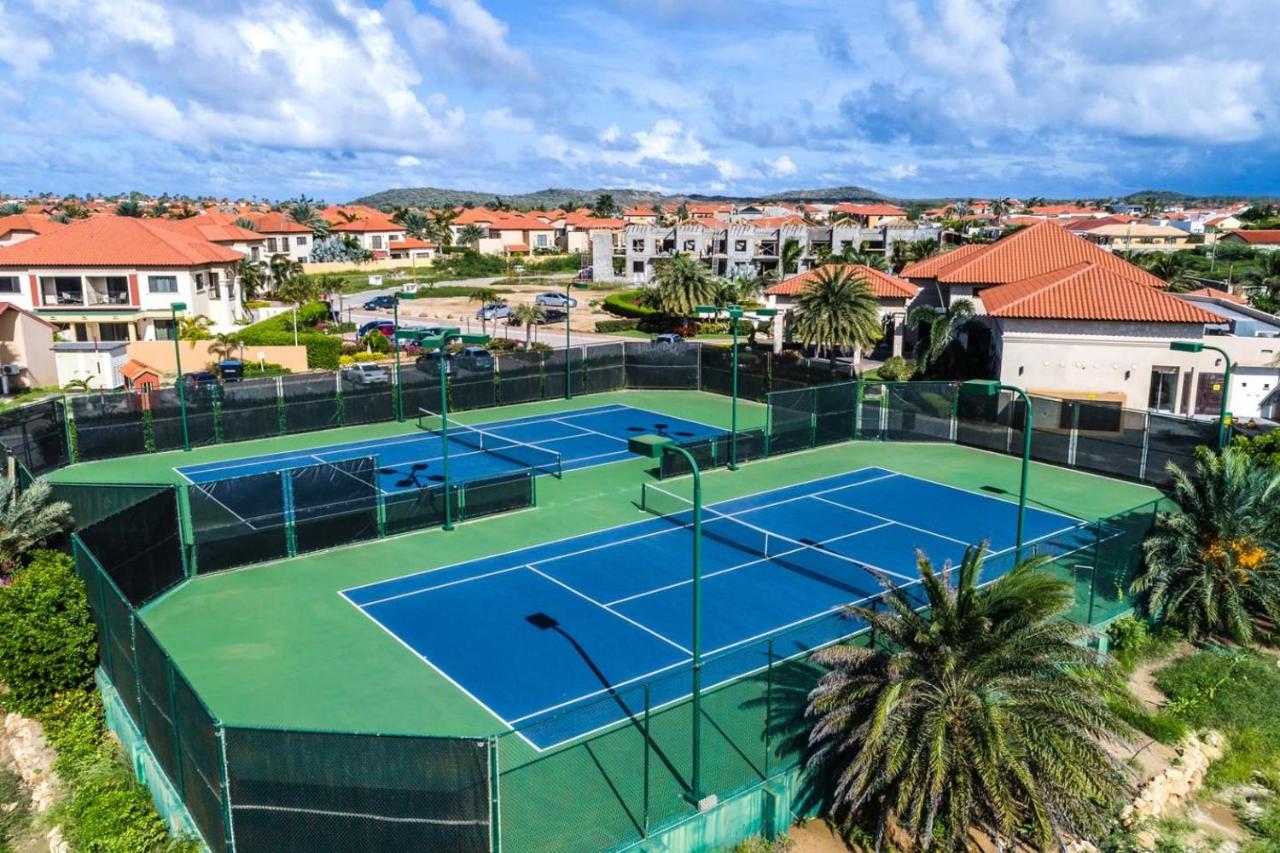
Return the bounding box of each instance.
[155,217,265,261]
[1073,222,1191,252]
[622,207,661,225]
[486,216,559,254]
[560,213,624,254]
[0,214,63,248]
[0,216,244,344]
[0,302,57,389]
[764,264,919,357]
[387,238,437,261]
[829,203,908,227]
[239,211,313,262]
[1221,230,1280,252]
[329,212,405,258]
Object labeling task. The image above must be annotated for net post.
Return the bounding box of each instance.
[764,638,774,778]
[281,471,297,557]
[642,683,651,837]
[275,376,286,435]
[853,379,864,440]
[1087,520,1102,625]
[488,735,502,853]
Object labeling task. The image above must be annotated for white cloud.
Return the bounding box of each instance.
[770,155,797,177]
[483,108,534,132]
[599,123,621,143]
[396,155,422,167]
[80,73,185,140]
[41,0,174,50]
[887,162,918,180]
[601,119,712,168]
[0,2,51,78]
[384,0,533,85]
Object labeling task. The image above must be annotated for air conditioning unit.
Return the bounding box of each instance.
[1,364,23,375]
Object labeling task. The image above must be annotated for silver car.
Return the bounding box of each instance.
[343,363,391,384]
[475,303,511,321]
[535,292,578,309]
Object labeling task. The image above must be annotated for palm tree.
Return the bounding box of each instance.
[1143,252,1194,292]
[1239,252,1280,305]
[650,254,718,323]
[908,298,976,377]
[0,478,72,577]
[807,546,1129,851]
[510,303,544,347]
[1134,447,1280,644]
[233,217,257,232]
[284,196,328,233]
[430,209,460,248]
[61,378,91,393]
[781,238,803,275]
[268,254,303,296]
[989,197,1009,224]
[592,193,616,218]
[457,224,486,250]
[470,288,502,334]
[114,199,145,217]
[235,258,266,305]
[791,266,882,368]
[397,210,432,240]
[177,315,213,343]
[209,332,242,363]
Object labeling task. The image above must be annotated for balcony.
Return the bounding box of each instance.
[40,276,133,309]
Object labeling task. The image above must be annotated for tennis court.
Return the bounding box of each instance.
[343,466,1099,750]
[176,402,724,493]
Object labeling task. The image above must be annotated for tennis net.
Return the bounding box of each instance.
[640,481,917,601]
[418,408,563,478]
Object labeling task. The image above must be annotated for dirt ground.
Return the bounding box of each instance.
[395,283,623,334]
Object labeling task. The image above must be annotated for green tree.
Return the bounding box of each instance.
[1143,252,1194,292]
[592,193,617,218]
[114,199,144,217]
[209,332,242,363]
[1240,251,1280,311]
[0,480,71,576]
[650,253,718,322]
[268,254,304,296]
[233,216,257,231]
[510,303,545,347]
[908,298,976,377]
[1134,447,1280,644]
[791,265,883,367]
[429,208,460,247]
[470,288,503,334]
[235,258,266,305]
[457,224,487,249]
[807,546,1129,850]
[0,201,26,216]
[284,196,328,233]
[397,209,432,240]
[177,315,213,343]
[781,238,803,274]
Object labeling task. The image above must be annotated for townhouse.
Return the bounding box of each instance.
[763,264,919,358]
[238,211,314,262]
[0,214,64,248]
[328,212,406,258]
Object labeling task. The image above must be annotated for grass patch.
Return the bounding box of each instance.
[0,386,61,413]
[402,285,514,299]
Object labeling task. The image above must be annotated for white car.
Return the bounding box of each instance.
[343,363,391,385]
[535,292,578,309]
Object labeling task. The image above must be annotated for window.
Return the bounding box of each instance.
[267,237,278,253]
[251,246,261,261]
[0,276,19,294]
[209,272,220,300]
[372,235,383,249]
[296,235,307,246]
[535,234,548,247]
[97,323,130,342]
[153,319,176,341]
[734,240,747,252]
[148,275,178,293]
[632,261,645,273]
[195,273,206,293]
[632,239,645,252]
[1148,367,1178,412]
[104,276,129,305]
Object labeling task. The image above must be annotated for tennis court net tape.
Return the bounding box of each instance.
[640,481,899,584]
[418,408,562,477]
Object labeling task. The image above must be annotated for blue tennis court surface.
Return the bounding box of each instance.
[342,467,1097,750]
[177,403,723,491]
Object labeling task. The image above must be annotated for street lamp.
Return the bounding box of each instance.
[695,304,776,470]
[628,434,714,811]
[438,348,453,531]
[565,283,573,400]
[392,293,404,421]
[170,302,190,451]
[961,380,1032,558]
[1170,341,1232,449]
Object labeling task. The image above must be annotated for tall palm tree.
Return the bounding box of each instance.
[114,199,145,217]
[908,298,976,377]
[397,210,432,240]
[650,254,718,323]
[1143,252,1194,292]
[284,196,328,233]
[781,238,803,275]
[209,332,242,363]
[0,478,72,578]
[1135,447,1280,644]
[808,546,1129,851]
[268,254,303,295]
[429,209,460,248]
[470,288,502,334]
[989,197,1009,224]
[791,265,882,367]
[235,258,266,305]
[510,303,544,347]
[457,224,487,250]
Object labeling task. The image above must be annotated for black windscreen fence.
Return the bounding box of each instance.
[188,472,290,574]
[220,378,282,442]
[150,386,219,451]
[449,360,497,411]
[623,341,699,389]
[70,392,148,460]
[340,375,395,426]
[288,457,379,554]
[0,399,68,474]
[399,362,444,415]
[77,488,185,608]
[224,727,491,853]
[495,353,544,404]
[581,343,625,394]
[51,482,172,531]
[281,374,339,433]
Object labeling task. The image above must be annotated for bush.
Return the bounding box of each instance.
[237,302,344,369]
[877,355,916,381]
[352,352,382,363]
[358,331,390,354]
[241,362,290,378]
[603,290,659,319]
[485,338,519,353]
[0,550,96,716]
[55,749,180,853]
[595,319,639,333]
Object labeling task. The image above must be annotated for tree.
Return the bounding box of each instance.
[0,201,25,216]
[273,268,321,307]
[397,210,432,240]
[0,478,72,576]
[284,196,328,233]
[989,197,1009,224]
[1240,251,1280,312]
[650,254,718,322]
[781,238,803,275]
[458,224,487,249]
[1134,446,1280,644]
[592,193,617,218]
[178,315,213,343]
[1139,195,1164,219]
[233,217,257,231]
[908,299,976,377]
[470,288,503,334]
[268,254,304,296]
[429,208,460,247]
[235,258,266,305]
[1143,252,1194,292]
[791,265,882,367]
[807,546,1129,851]
[114,199,145,217]
[209,332,242,363]
[510,303,545,347]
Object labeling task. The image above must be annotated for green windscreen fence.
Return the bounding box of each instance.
[0,398,69,474]
[77,487,186,607]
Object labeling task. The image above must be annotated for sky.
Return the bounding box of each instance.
[0,0,1277,202]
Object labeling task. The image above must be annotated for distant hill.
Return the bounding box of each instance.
[351,184,894,210]
[1121,189,1198,204]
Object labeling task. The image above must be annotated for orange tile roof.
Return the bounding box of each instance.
[242,211,312,234]
[489,218,555,231]
[154,217,261,245]
[329,212,402,233]
[981,262,1219,323]
[1226,230,1280,245]
[505,243,530,252]
[1183,287,1249,305]
[765,264,918,300]
[120,358,161,383]
[388,238,435,251]
[0,214,63,238]
[1028,204,1107,216]
[899,220,1167,288]
[832,202,908,216]
[454,207,499,225]
[741,215,810,229]
[0,216,243,267]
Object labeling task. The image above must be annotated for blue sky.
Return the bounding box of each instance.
[1,0,1276,201]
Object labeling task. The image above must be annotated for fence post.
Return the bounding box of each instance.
[853,380,864,440]
[764,638,774,779]
[275,376,286,435]
[1067,401,1080,468]
[62,396,78,463]
[1139,411,1151,482]
[218,726,236,852]
[129,610,144,732]
[175,485,194,579]
[948,382,959,442]
[212,383,223,445]
[763,390,773,458]
[1087,520,1102,625]
[335,370,345,428]
[165,658,188,800]
[281,472,297,557]
[489,735,502,853]
[642,684,651,837]
[808,385,817,448]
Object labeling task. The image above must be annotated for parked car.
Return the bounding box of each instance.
[475,303,511,321]
[539,309,567,324]
[535,292,578,309]
[358,320,395,338]
[651,333,685,346]
[217,359,244,382]
[575,266,593,282]
[363,295,397,310]
[183,370,219,385]
[454,346,494,370]
[343,363,391,385]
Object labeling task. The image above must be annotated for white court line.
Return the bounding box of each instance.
[812,494,977,548]
[550,418,631,445]
[524,565,692,656]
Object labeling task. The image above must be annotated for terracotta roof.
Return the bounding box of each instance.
[1028,204,1108,217]
[1225,230,1280,245]
[505,243,530,252]
[831,203,908,216]
[388,238,435,251]
[489,218,555,231]
[1183,287,1249,305]
[120,358,161,382]
[329,213,402,233]
[738,215,809,229]
[154,218,261,245]
[453,208,499,225]
[981,262,1219,323]
[765,264,918,300]
[899,221,1167,288]
[0,214,63,238]
[0,216,243,267]
[242,211,312,234]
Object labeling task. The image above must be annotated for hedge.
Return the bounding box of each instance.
[595,318,639,333]
[603,290,659,319]
[237,301,343,369]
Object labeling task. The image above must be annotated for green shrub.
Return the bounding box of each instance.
[485,338,519,353]
[0,761,27,849]
[877,355,916,381]
[595,319,639,333]
[237,302,344,369]
[603,290,659,319]
[1112,700,1189,745]
[0,550,96,716]
[41,690,105,775]
[358,331,390,353]
[241,362,291,378]
[54,750,179,853]
[525,252,582,273]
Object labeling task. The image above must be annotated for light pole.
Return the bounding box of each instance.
[392,293,403,421]
[1170,341,1233,449]
[695,304,776,470]
[961,380,1032,558]
[439,348,453,531]
[628,434,712,811]
[170,301,190,451]
[565,283,573,400]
